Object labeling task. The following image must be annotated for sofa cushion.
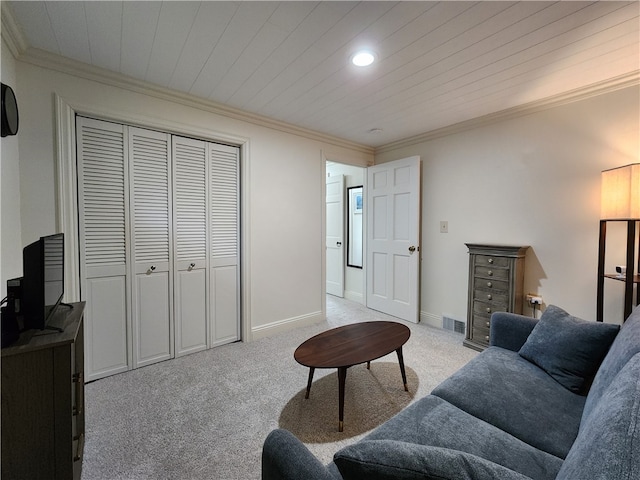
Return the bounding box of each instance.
[518,305,619,393]
[364,395,562,480]
[556,353,640,480]
[432,347,585,459]
[582,305,640,424]
[334,440,532,480]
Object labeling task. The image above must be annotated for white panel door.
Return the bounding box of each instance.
[129,127,173,368]
[77,116,130,381]
[173,136,208,356]
[209,143,240,346]
[366,157,421,323]
[326,174,344,297]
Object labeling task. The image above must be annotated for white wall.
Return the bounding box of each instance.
[376,85,639,326]
[0,38,22,298]
[10,59,373,337]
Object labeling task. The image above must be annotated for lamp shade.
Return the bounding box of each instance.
[601,163,640,220]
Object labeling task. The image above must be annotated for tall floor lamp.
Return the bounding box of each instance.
[597,163,640,322]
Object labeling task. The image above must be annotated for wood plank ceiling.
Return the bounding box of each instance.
[5,1,640,147]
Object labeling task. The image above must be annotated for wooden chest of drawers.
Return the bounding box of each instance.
[463,244,528,351]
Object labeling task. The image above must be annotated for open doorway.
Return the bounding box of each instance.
[326,161,366,304]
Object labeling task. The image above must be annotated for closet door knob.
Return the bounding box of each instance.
[149,265,156,272]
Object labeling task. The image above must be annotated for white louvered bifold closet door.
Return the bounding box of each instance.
[173,136,208,356]
[129,127,173,368]
[209,143,240,346]
[77,117,130,381]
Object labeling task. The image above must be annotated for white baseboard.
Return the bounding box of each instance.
[344,290,364,304]
[251,311,325,341]
[420,311,443,329]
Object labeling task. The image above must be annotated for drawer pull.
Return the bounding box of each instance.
[487,270,493,276]
[485,335,490,342]
[486,307,491,313]
[487,282,492,288]
[74,433,85,462]
[72,372,83,417]
[487,294,492,300]
[488,258,494,264]
[486,321,490,327]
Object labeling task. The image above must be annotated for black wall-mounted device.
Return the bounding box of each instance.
[1,83,19,137]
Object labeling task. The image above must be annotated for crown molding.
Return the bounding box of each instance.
[1,3,28,58]
[376,71,640,155]
[14,46,375,156]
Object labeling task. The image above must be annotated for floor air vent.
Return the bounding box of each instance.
[442,316,465,334]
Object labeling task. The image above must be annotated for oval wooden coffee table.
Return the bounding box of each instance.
[294,321,411,432]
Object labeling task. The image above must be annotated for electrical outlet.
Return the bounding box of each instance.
[440,221,448,233]
[526,294,543,305]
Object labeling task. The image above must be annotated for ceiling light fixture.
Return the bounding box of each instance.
[352,50,375,67]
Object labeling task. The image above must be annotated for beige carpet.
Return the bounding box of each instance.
[82,296,477,479]
[279,362,419,443]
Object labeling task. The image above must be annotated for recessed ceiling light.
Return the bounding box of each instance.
[352,50,375,67]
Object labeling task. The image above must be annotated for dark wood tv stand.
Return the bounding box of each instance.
[1,302,85,479]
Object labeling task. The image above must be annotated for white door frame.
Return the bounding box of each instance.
[54,94,253,342]
[323,154,369,308]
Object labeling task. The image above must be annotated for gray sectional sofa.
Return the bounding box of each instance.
[262,304,640,480]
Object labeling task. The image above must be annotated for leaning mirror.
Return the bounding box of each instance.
[347,186,363,268]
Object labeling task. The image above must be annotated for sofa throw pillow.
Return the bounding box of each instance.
[333,440,531,480]
[518,305,619,393]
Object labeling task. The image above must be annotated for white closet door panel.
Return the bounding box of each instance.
[173,136,208,353]
[134,271,172,366]
[84,273,129,381]
[210,265,239,346]
[174,138,207,262]
[209,143,240,346]
[175,268,207,356]
[77,116,130,381]
[77,118,128,269]
[130,128,171,263]
[210,144,239,259]
[129,127,173,368]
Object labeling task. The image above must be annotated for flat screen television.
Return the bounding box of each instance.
[22,233,65,330]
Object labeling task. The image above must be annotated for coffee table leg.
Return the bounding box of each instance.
[305,367,315,399]
[396,347,408,391]
[338,367,347,432]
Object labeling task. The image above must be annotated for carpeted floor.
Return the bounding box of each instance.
[82,296,477,480]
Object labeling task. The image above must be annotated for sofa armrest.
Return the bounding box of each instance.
[262,429,340,480]
[489,312,538,352]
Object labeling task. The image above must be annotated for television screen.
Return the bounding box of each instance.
[43,234,64,313]
[22,233,65,330]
